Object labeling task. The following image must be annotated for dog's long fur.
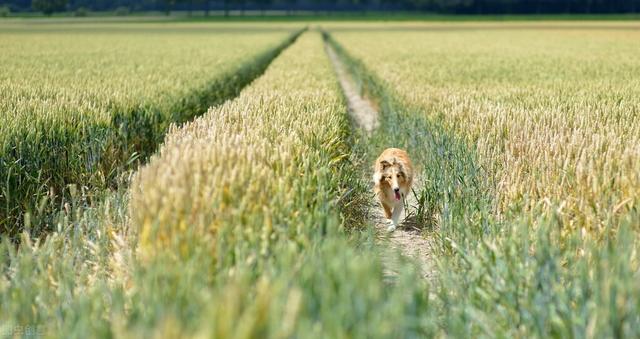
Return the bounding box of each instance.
[373,148,414,232]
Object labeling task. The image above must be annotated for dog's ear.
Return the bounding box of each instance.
[373,172,382,183]
[379,160,391,169]
[398,167,407,178]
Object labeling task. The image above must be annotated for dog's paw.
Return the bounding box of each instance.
[386,224,396,232]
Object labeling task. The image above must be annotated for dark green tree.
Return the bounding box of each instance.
[309,0,333,15]
[230,0,245,15]
[406,0,431,11]
[221,0,229,16]
[179,0,193,16]
[255,0,271,15]
[162,0,176,15]
[31,0,68,15]
[202,0,209,16]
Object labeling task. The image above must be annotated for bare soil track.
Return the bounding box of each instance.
[325,43,435,280]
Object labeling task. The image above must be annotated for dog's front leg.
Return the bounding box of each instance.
[382,202,393,219]
[387,202,404,232]
[387,203,404,232]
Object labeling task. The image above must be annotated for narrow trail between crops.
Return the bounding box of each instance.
[325,43,435,281]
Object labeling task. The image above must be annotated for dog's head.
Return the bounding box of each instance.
[376,158,408,201]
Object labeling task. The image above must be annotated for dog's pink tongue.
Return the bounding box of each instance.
[395,191,401,201]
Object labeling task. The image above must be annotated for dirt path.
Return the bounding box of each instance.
[325,43,435,280]
[325,45,379,134]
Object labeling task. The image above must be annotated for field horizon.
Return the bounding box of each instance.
[3,12,640,21]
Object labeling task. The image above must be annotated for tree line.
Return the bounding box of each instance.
[4,0,640,15]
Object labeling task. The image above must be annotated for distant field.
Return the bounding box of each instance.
[1,20,639,337]
[0,22,301,234]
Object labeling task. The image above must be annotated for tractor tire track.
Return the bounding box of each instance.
[325,42,435,281]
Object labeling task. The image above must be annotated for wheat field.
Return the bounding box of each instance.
[1,21,639,337]
[330,22,640,235]
[328,22,640,336]
[0,22,300,235]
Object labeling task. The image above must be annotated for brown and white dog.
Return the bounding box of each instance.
[373,148,414,232]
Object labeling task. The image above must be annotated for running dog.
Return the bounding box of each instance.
[373,148,414,232]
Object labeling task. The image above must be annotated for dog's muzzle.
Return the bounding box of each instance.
[393,188,401,201]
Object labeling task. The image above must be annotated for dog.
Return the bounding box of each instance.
[373,148,414,232]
